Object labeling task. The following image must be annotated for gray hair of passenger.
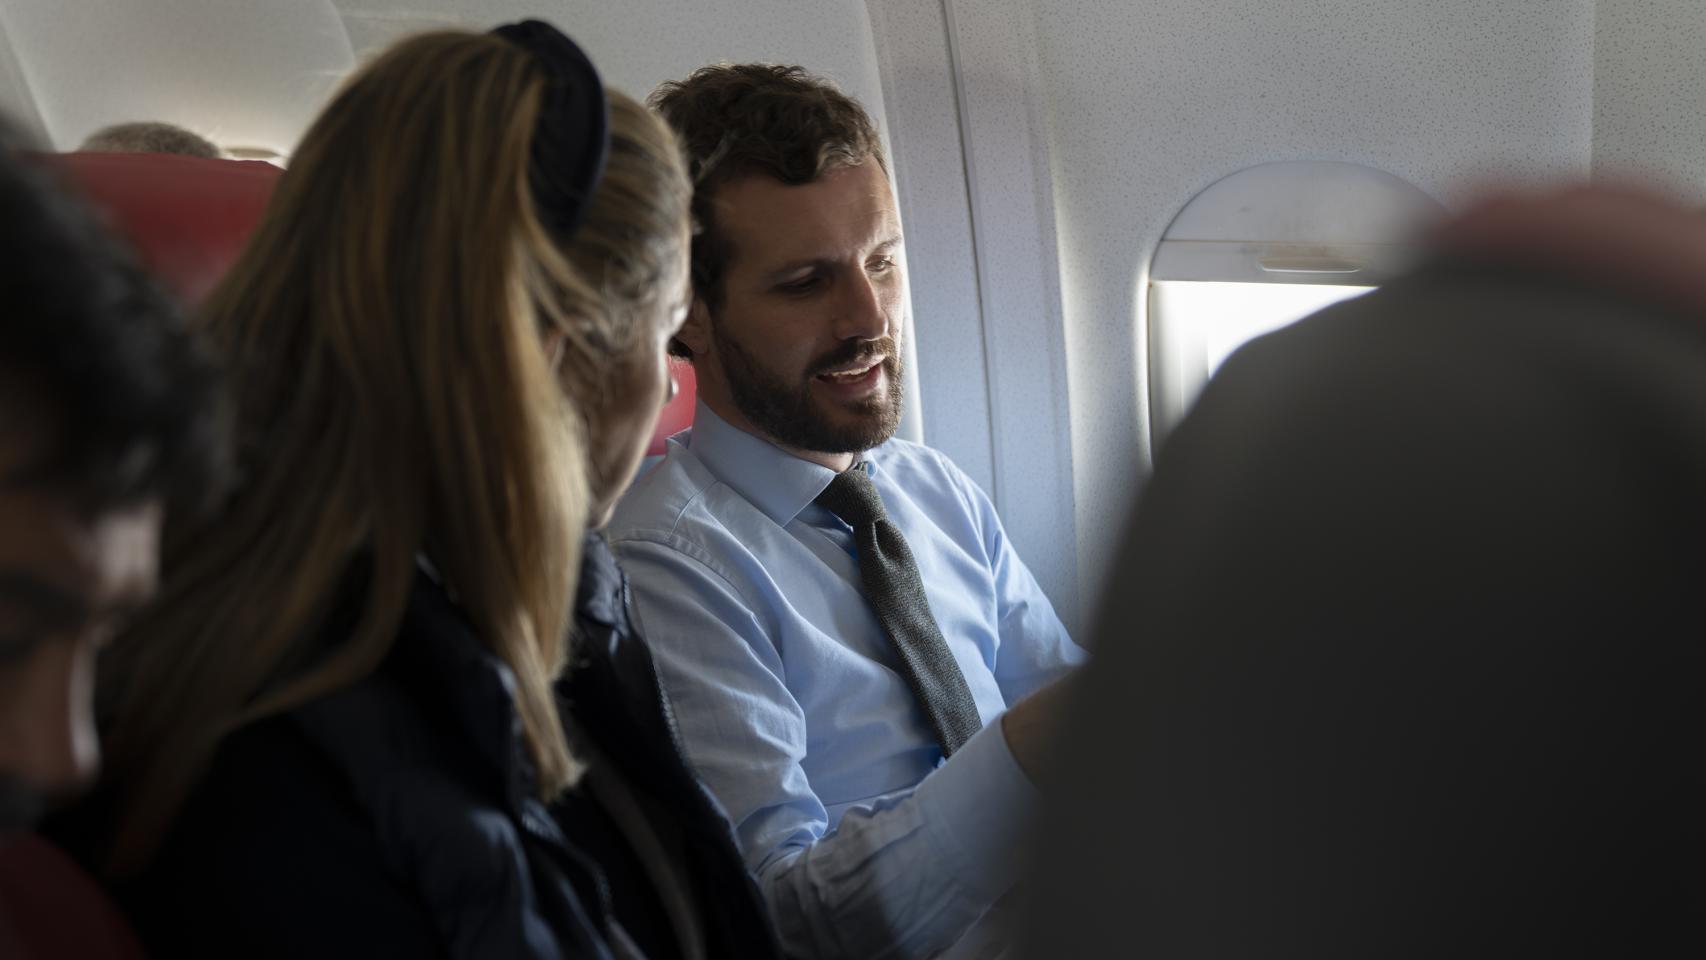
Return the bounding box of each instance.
[80,122,221,159]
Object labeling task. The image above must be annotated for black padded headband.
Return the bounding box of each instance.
[490,19,609,243]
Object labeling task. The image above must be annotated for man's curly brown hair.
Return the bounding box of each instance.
[649,63,886,355]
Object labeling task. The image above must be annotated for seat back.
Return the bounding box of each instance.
[48,152,282,306]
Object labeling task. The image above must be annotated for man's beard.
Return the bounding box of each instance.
[0,776,43,833]
[713,321,904,455]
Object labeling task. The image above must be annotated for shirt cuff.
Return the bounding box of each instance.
[912,713,1038,904]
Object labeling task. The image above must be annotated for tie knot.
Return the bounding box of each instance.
[814,466,887,527]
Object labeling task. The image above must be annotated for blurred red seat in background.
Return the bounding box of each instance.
[48,152,281,307]
[47,151,697,451]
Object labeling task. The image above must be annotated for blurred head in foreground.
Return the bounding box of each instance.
[1031,185,1706,958]
[0,123,226,833]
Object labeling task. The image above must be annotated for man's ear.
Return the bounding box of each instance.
[675,297,714,357]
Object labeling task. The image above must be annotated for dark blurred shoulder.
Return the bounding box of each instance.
[116,715,442,959]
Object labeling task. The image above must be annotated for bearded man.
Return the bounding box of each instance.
[607,65,1084,959]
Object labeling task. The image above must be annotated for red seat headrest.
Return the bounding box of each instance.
[46,152,281,307]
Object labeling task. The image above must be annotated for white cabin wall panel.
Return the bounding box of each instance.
[865,0,996,497]
[1592,0,1706,199]
[1016,0,1595,623]
[941,0,1081,633]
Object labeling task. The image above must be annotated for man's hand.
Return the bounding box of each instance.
[1000,673,1078,786]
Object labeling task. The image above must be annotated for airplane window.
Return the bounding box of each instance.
[1147,161,1442,448]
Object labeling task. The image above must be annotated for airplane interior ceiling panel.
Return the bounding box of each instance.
[0,24,43,141]
[1591,0,1706,198]
[0,0,355,153]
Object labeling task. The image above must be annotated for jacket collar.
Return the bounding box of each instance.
[573,532,626,637]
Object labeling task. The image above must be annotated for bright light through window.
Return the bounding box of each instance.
[1160,280,1372,376]
[1149,280,1373,443]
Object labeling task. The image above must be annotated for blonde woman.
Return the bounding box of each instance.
[68,22,779,959]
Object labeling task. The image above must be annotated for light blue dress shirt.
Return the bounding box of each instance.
[608,403,1085,959]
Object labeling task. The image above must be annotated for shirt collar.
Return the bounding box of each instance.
[687,401,883,527]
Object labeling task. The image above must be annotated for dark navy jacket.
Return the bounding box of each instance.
[115,535,780,959]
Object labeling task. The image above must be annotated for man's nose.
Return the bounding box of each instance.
[832,272,889,342]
